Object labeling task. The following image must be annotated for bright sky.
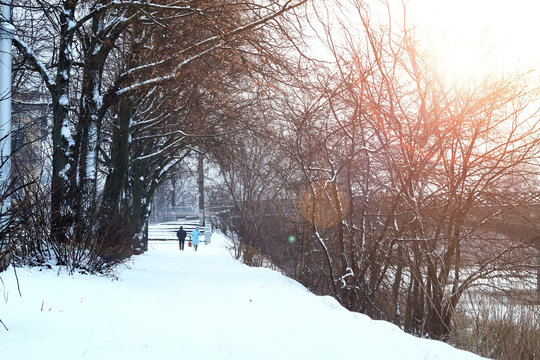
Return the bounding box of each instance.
[392,0,540,81]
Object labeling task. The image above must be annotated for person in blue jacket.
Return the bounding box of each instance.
[191,226,201,251]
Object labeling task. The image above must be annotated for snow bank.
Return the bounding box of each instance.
[0,233,487,360]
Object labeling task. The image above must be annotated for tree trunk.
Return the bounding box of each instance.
[391,245,404,324]
[130,160,160,253]
[50,3,77,261]
[536,237,540,304]
[100,96,132,217]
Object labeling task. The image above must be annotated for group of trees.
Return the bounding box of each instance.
[1,0,307,272]
[209,1,540,342]
[1,0,539,349]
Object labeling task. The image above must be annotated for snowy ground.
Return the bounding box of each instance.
[0,233,487,360]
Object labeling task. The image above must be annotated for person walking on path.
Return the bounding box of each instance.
[177,226,187,251]
[191,226,201,251]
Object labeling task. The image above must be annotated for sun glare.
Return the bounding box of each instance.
[400,0,540,84]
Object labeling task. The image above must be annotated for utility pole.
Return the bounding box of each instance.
[0,1,13,206]
[0,0,13,271]
[170,173,176,208]
[198,152,205,227]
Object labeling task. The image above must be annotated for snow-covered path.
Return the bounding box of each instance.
[0,234,486,360]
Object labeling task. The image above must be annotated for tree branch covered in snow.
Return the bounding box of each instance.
[11,36,55,89]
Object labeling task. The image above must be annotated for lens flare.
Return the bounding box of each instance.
[298,180,349,229]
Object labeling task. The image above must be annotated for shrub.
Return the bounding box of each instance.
[449,294,539,360]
